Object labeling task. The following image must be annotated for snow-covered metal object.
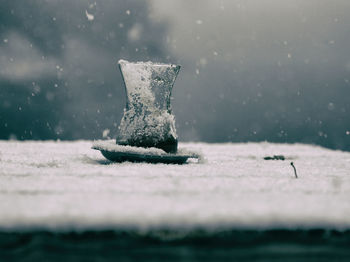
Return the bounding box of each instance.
[92,59,200,163]
[92,140,200,164]
[116,60,180,153]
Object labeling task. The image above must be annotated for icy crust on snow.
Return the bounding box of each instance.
[117,60,179,150]
[1,141,350,231]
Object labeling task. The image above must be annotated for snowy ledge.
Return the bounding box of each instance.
[0,141,349,231]
[92,140,167,155]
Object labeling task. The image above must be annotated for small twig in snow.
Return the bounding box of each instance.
[290,162,298,178]
[264,155,285,161]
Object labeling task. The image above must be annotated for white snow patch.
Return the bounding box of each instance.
[0,141,350,231]
[92,140,166,155]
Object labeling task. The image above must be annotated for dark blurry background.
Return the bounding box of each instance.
[1,0,349,150]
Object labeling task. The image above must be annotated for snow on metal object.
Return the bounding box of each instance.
[116,59,181,153]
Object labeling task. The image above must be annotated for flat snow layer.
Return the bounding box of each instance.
[0,141,349,231]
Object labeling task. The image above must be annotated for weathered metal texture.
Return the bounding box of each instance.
[116,60,181,153]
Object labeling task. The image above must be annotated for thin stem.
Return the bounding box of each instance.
[290,162,298,178]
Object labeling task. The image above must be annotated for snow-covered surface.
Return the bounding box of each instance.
[0,141,350,231]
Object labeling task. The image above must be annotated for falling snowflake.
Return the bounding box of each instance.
[85,10,94,21]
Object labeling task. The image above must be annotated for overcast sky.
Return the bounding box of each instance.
[1,0,350,150]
